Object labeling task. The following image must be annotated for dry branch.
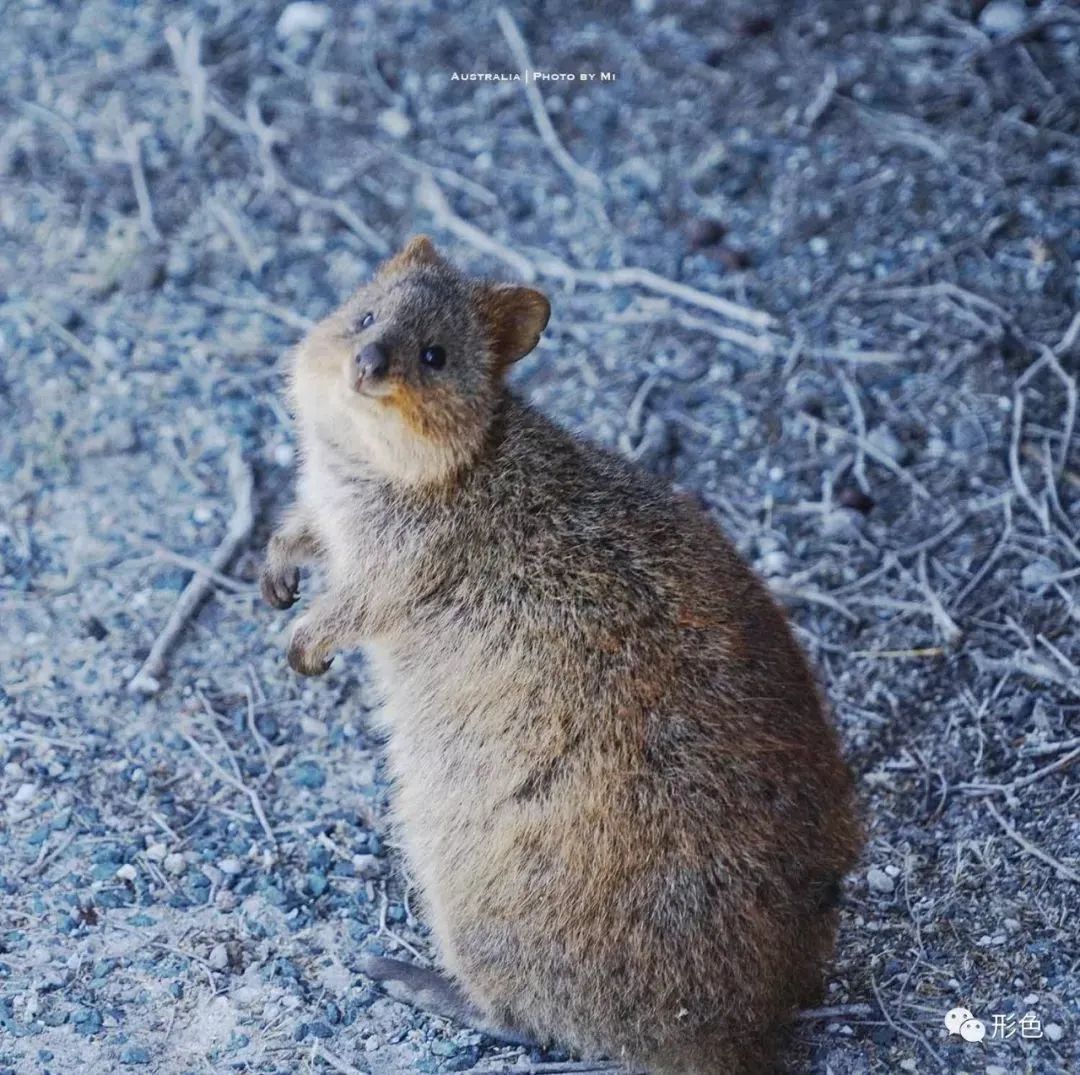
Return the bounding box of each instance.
[416,173,537,281]
[960,744,1080,797]
[802,415,931,500]
[128,445,255,695]
[191,285,315,332]
[573,265,774,331]
[985,800,1080,884]
[120,121,161,241]
[495,7,604,196]
[312,1046,367,1075]
[417,174,774,331]
[178,726,277,850]
[478,1064,627,1075]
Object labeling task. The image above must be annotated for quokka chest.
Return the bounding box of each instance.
[303,460,423,584]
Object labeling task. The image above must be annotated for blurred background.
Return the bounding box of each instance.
[1,1,1078,1072]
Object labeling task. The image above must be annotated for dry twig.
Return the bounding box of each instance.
[120,121,162,242]
[797,1003,877,1020]
[495,8,604,196]
[985,800,1080,884]
[960,744,1080,797]
[803,65,839,128]
[479,1064,627,1075]
[191,285,315,333]
[573,264,774,331]
[129,445,255,695]
[149,546,252,593]
[416,173,537,281]
[178,725,277,850]
[417,174,773,331]
[869,976,944,1069]
[311,1046,367,1075]
[802,414,931,500]
[164,24,207,150]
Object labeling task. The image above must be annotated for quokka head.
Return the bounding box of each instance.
[292,235,550,485]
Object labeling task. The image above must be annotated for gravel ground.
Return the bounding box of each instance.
[2,1,1079,1073]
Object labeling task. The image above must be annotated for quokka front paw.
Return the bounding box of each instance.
[287,620,334,677]
[261,565,300,610]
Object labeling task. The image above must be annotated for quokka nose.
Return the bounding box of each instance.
[355,343,389,381]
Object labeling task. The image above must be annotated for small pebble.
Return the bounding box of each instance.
[84,615,109,641]
[717,245,752,271]
[867,425,905,463]
[757,550,790,577]
[215,890,238,913]
[378,109,412,140]
[1020,559,1059,591]
[208,944,229,970]
[686,218,727,249]
[979,1,1025,36]
[820,508,863,540]
[291,760,326,789]
[836,486,875,514]
[1044,1023,1063,1042]
[867,868,894,895]
[301,715,329,737]
[217,857,243,876]
[13,782,36,804]
[738,14,774,36]
[120,1045,151,1065]
[276,1,330,39]
[145,843,167,862]
[352,854,381,878]
[115,864,137,882]
[92,335,118,363]
[163,853,186,876]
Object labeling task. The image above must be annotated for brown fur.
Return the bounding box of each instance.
[263,238,864,1073]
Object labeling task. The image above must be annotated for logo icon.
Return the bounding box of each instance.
[945,1007,986,1043]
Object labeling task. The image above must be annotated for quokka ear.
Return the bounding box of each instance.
[378,234,441,276]
[474,284,551,369]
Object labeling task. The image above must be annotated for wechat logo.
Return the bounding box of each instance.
[945,1007,986,1043]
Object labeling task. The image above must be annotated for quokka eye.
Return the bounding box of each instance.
[420,345,446,370]
[357,312,375,331]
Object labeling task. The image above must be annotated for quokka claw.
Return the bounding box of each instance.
[261,566,300,610]
[287,630,333,676]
